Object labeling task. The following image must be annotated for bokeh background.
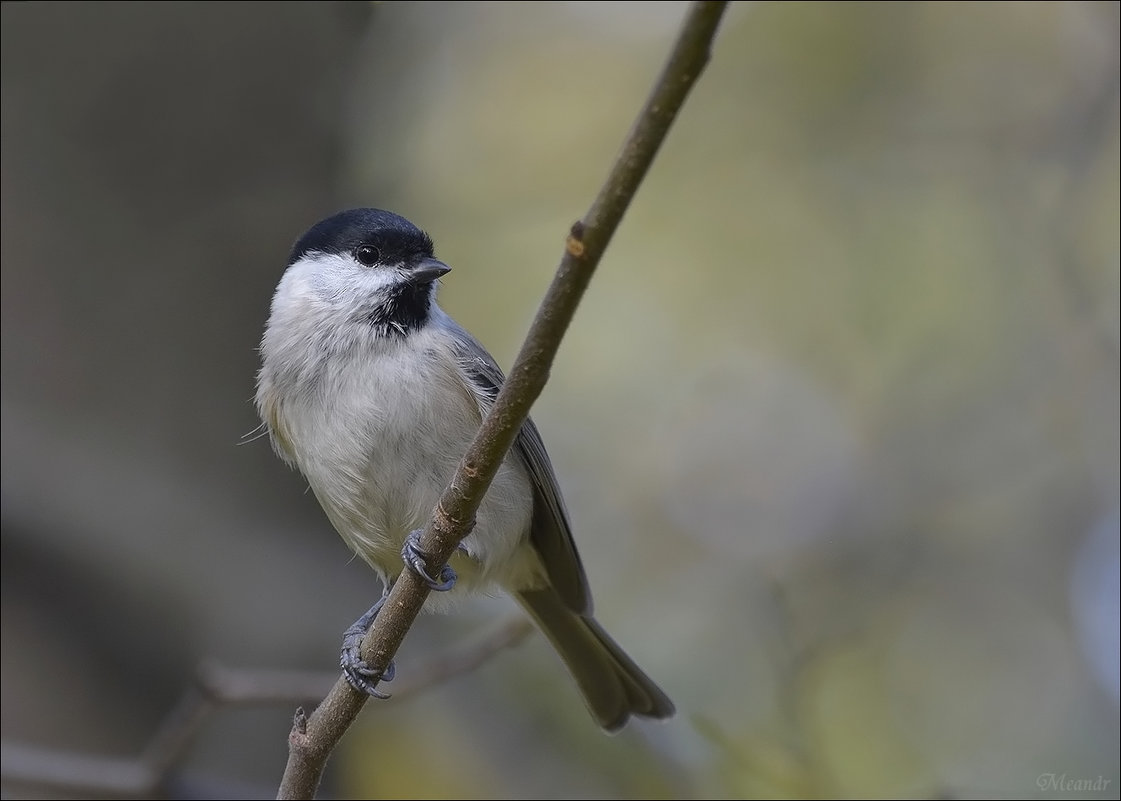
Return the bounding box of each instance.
[2,2,1118,798]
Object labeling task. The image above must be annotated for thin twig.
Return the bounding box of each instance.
[275,3,730,799]
[0,619,531,797]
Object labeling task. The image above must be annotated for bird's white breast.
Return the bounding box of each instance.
[257,266,537,602]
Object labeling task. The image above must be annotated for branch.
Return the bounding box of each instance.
[0,619,531,797]
[276,3,730,798]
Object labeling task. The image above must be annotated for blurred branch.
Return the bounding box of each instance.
[0,619,532,797]
[276,2,730,799]
[1046,28,1120,363]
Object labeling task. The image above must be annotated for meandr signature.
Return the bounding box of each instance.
[1036,773,1112,793]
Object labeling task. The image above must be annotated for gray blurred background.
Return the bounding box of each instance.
[2,1,1118,798]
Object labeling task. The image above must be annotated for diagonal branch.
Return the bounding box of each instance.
[276,3,730,798]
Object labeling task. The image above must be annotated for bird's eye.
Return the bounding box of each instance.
[354,244,381,266]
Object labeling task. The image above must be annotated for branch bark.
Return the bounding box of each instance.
[276,3,729,798]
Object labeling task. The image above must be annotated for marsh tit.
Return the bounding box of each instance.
[255,209,673,731]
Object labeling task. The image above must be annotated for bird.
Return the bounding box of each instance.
[255,208,673,731]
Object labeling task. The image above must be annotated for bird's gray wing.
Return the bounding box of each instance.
[447,328,592,614]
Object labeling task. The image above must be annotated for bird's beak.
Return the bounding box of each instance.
[407,257,451,284]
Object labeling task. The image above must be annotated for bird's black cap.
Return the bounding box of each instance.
[288,208,434,267]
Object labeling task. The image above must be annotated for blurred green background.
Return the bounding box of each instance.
[2,2,1118,798]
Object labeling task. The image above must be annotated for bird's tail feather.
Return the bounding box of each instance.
[515,587,674,732]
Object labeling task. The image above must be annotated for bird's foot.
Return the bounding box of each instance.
[340,596,396,698]
[401,529,457,591]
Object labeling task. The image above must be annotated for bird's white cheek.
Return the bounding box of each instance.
[349,265,406,296]
[268,265,325,326]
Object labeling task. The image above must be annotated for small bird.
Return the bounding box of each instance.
[256,209,673,731]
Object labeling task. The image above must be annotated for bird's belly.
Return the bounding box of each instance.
[286,344,537,602]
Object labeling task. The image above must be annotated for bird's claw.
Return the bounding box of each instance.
[402,529,457,591]
[340,597,395,698]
